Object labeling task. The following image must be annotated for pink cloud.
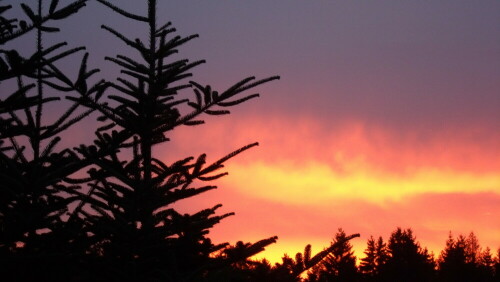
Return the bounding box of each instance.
[165,114,499,174]
[165,113,499,262]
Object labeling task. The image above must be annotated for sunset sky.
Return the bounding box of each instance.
[5,0,500,262]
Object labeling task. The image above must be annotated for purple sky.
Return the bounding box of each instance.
[159,1,500,130]
[6,0,498,128]
[6,1,499,130]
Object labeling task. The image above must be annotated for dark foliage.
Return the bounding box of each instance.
[378,228,436,282]
[1,0,97,280]
[359,236,389,281]
[213,228,500,282]
[1,0,283,281]
[438,232,498,282]
[308,229,359,282]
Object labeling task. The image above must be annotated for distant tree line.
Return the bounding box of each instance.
[228,228,499,282]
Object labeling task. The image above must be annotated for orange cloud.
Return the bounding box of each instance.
[167,114,499,174]
[166,114,500,263]
[166,114,499,203]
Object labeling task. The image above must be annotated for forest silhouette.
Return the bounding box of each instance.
[1,1,499,281]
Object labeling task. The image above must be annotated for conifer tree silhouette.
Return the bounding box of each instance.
[359,236,382,281]
[494,248,500,281]
[438,232,497,281]
[235,232,360,282]
[66,0,280,280]
[298,232,359,280]
[307,228,359,281]
[1,0,281,280]
[359,236,377,279]
[359,236,389,281]
[0,0,105,280]
[438,233,469,281]
[381,227,436,282]
[200,234,360,282]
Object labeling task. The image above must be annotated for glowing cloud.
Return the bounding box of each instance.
[166,114,500,262]
[220,162,499,205]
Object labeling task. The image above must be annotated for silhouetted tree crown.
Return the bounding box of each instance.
[379,228,436,282]
[308,228,359,282]
[438,232,498,282]
[359,236,389,281]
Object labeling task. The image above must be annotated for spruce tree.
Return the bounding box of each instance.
[374,236,389,271]
[0,0,103,280]
[307,228,359,281]
[438,232,496,281]
[359,236,377,279]
[359,236,389,282]
[465,232,482,265]
[381,228,436,282]
[438,233,469,281]
[69,0,279,280]
[494,248,500,281]
[264,232,360,281]
[478,247,495,281]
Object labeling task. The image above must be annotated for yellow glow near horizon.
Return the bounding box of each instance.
[221,161,500,205]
